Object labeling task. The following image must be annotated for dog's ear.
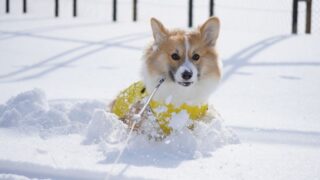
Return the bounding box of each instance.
[199,17,220,46]
[150,18,168,44]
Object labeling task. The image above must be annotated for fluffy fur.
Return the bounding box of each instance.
[142,17,222,106]
[110,17,222,131]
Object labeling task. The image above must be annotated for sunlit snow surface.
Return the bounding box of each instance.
[1,0,320,179]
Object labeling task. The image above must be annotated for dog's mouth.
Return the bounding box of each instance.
[169,71,194,87]
[178,81,193,87]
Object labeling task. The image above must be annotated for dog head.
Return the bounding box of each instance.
[143,17,222,88]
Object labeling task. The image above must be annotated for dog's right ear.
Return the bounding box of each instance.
[150,18,168,44]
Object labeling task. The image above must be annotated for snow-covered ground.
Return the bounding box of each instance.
[1,0,320,179]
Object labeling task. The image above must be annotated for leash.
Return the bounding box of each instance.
[106,77,166,180]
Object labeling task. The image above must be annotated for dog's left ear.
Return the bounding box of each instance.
[199,17,220,46]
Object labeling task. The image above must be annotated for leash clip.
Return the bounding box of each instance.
[134,76,166,123]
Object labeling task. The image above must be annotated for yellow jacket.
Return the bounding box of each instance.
[111,81,208,135]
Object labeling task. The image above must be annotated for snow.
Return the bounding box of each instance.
[85,110,127,144]
[169,111,190,131]
[0,174,33,180]
[0,89,105,136]
[0,88,238,179]
[1,0,320,179]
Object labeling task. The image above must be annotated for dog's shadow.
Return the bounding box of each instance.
[97,137,213,168]
[99,150,189,168]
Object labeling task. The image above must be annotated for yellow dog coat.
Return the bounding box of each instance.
[111,81,208,135]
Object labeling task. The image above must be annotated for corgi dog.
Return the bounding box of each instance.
[111,17,222,135]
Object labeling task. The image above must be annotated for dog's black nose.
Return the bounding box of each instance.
[182,70,193,80]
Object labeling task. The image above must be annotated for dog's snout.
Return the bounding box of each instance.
[182,70,193,80]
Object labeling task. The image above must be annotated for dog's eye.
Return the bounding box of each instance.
[192,54,200,61]
[171,53,180,61]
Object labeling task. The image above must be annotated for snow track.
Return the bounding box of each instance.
[0,160,109,180]
[230,126,320,147]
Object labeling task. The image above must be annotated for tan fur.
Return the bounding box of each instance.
[144,17,221,82]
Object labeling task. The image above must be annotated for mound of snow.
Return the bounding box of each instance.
[85,107,239,161]
[0,89,106,135]
[0,89,238,160]
[68,101,105,124]
[85,110,127,144]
